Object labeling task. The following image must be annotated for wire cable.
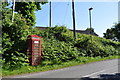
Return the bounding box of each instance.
[62,2,70,25]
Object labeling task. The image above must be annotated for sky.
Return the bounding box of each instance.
[35,1,119,37]
[118,1,120,23]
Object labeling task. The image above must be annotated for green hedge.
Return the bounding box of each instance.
[34,25,120,65]
[2,24,120,70]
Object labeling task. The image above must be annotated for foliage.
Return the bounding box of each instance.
[75,34,119,57]
[14,1,47,26]
[103,28,116,40]
[32,25,74,42]
[32,26,120,66]
[103,23,120,41]
[42,39,78,65]
[2,3,31,70]
[86,28,94,32]
[2,1,47,70]
[114,23,120,41]
[2,1,120,70]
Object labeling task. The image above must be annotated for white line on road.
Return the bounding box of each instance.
[82,66,118,78]
[82,70,106,77]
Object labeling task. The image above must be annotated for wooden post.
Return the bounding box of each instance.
[72,0,76,39]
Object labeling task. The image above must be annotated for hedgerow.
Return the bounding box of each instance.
[33,25,120,66]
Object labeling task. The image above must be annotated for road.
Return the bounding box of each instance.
[3,59,120,80]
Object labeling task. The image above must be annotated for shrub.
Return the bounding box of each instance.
[75,34,119,57]
[42,39,78,65]
[34,25,120,66]
[2,8,31,70]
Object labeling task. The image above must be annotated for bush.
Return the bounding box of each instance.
[30,25,120,66]
[30,25,119,66]
[75,34,119,57]
[2,8,31,70]
[3,19,120,69]
[42,39,78,65]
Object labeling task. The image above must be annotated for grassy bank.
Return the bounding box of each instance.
[3,55,119,77]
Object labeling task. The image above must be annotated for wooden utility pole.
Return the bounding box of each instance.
[72,0,76,39]
[49,0,52,27]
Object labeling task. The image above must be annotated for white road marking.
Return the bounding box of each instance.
[82,66,118,78]
[82,70,106,77]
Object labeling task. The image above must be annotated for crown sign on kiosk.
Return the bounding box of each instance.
[27,35,42,66]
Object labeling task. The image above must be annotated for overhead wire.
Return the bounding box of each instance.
[62,2,70,25]
[37,2,60,26]
[36,3,50,26]
[52,2,61,26]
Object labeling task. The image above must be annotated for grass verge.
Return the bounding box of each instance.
[2,55,119,77]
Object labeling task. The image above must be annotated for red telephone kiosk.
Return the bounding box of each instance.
[27,35,42,66]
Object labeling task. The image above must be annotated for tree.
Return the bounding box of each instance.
[103,28,115,39]
[13,1,47,26]
[103,23,120,41]
[86,28,94,32]
[2,2,31,69]
[2,1,47,69]
[114,23,120,41]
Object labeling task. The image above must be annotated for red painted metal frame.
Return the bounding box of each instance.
[27,35,42,66]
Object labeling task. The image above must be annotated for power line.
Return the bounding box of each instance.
[36,2,60,27]
[62,2,70,25]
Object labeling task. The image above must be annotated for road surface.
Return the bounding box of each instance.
[3,59,120,80]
